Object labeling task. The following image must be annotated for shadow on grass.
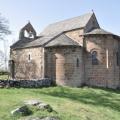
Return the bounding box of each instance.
[36,87,120,112]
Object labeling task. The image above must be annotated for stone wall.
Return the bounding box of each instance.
[0,79,51,88]
[45,46,84,87]
[10,47,44,80]
[65,29,84,46]
[84,35,120,89]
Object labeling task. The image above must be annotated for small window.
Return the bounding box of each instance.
[92,51,98,65]
[76,58,79,67]
[28,54,31,61]
[116,52,120,66]
[28,53,31,62]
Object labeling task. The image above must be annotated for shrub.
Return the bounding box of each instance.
[0,70,9,75]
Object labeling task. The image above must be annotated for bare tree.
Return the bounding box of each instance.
[0,13,11,70]
[0,14,11,40]
[0,50,5,70]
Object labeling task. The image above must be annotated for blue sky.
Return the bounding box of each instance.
[0,0,120,51]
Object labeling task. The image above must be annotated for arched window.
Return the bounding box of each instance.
[91,51,98,65]
[24,30,34,38]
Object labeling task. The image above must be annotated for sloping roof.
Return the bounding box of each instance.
[45,34,80,47]
[11,12,94,49]
[11,37,34,49]
[41,12,93,36]
[11,34,61,49]
[84,28,113,36]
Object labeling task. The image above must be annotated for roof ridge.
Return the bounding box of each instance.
[40,12,94,36]
[48,12,93,26]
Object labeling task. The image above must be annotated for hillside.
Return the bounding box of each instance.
[0,87,120,120]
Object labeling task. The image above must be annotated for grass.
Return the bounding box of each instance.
[0,75,8,80]
[0,86,120,120]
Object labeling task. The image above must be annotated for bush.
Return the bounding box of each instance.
[0,70,9,75]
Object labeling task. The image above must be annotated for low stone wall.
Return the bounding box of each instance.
[0,79,52,88]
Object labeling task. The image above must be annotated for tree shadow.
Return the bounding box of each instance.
[38,87,120,112]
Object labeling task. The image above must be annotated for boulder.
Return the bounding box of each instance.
[24,100,41,106]
[24,100,53,112]
[38,103,53,112]
[24,117,40,120]
[41,117,59,120]
[23,117,59,120]
[11,105,32,116]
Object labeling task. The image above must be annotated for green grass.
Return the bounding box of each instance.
[0,75,8,80]
[0,86,120,120]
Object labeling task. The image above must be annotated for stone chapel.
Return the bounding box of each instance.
[10,12,120,89]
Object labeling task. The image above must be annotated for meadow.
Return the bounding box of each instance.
[0,86,120,120]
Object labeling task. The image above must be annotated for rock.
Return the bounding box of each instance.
[23,117,59,120]
[11,105,32,116]
[32,118,41,120]
[38,103,53,112]
[23,117,40,120]
[24,100,41,106]
[0,79,52,88]
[41,117,59,120]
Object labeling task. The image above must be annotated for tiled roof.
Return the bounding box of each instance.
[84,28,113,36]
[11,35,54,49]
[40,13,93,36]
[45,34,80,47]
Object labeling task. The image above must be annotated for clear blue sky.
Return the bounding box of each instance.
[0,0,120,51]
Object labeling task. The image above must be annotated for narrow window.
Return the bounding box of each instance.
[92,51,98,65]
[116,52,120,66]
[28,54,30,60]
[28,53,31,62]
[76,58,79,67]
